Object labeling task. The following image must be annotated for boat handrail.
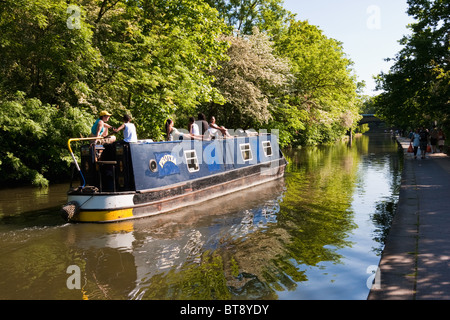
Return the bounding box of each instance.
[67,137,101,188]
[67,137,101,154]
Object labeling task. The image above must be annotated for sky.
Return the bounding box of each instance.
[282,0,415,96]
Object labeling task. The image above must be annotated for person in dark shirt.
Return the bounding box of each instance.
[197,113,209,135]
[419,127,430,159]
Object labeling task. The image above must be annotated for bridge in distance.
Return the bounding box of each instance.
[359,114,383,125]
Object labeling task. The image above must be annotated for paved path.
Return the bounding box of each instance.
[369,137,450,300]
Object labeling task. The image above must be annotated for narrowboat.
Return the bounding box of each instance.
[61,132,287,223]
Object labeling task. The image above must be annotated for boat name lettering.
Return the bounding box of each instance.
[159,154,177,168]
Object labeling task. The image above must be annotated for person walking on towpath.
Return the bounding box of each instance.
[430,126,439,153]
[419,127,430,159]
[438,128,446,153]
[411,128,421,159]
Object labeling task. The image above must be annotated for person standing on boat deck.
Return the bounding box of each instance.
[114,114,138,143]
[90,110,116,144]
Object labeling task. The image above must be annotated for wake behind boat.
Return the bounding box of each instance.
[61,132,287,223]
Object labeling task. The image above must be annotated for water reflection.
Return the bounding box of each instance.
[61,180,285,300]
[0,133,402,300]
[0,184,68,228]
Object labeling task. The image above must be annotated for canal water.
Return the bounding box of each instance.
[0,132,402,300]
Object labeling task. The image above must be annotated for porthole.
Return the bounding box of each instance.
[149,159,158,172]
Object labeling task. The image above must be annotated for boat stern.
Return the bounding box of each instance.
[61,192,136,223]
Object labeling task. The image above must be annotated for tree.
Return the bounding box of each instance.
[205,2,361,146]
[0,0,230,185]
[375,0,450,130]
[0,0,99,186]
[0,0,363,185]
[0,92,94,187]
[204,0,292,35]
[205,28,292,129]
[273,20,361,145]
[80,0,230,139]
[0,0,101,108]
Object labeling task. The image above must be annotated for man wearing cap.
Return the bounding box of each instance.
[90,110,116,144]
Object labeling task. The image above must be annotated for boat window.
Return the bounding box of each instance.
[185,150,200,173]
[240,143,253,162]
[262,141,273,157]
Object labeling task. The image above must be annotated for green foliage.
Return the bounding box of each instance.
[0,0,363,185]
[205,0,294,35]
[205,28,292,129]
[0,0,229,185]
[356,123,370,135]
[374,0,450,131]
[0,92,94,187]
[273,20,361,146]
[201,8,362,147]
[82,0,230,139]
[0,0,101,108]
[139,251,232,300]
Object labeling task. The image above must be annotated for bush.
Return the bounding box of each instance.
[0,92,94,187]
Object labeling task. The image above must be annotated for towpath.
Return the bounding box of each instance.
[368,137,450,300]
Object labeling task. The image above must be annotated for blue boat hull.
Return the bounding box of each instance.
[63,134,287,223]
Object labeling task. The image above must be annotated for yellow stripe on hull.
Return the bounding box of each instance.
[75,209,134,223]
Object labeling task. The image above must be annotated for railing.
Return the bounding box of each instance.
[68,137,100,188]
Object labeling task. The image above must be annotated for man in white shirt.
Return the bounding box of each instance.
[115,114,138,143]
[189,117,200,136]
